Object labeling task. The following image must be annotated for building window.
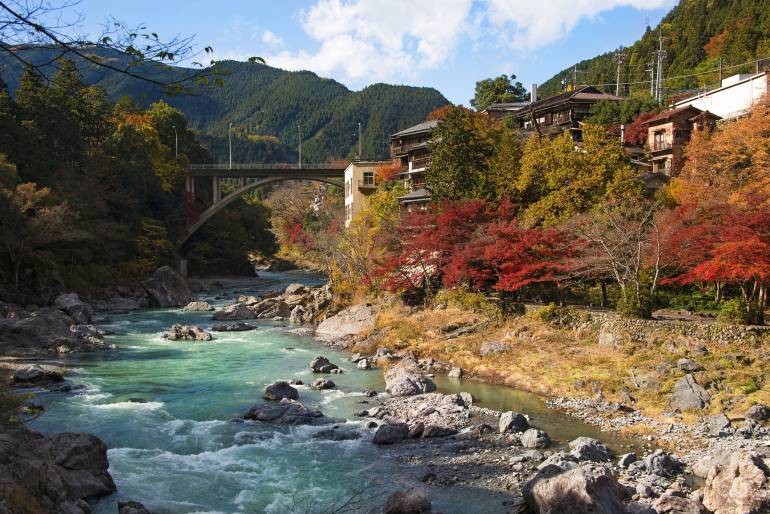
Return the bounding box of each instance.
[653,130,666,151]
[362,171,374,186]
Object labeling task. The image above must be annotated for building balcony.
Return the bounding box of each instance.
[358,178,376,192]
[650,141,673,152]
[409,157,431,171]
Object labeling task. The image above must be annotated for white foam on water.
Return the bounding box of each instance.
[92,401,164,411]
[80,392,111,402]
[318,389,353,406]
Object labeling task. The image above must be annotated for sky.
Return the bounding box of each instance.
[70,0,676,104]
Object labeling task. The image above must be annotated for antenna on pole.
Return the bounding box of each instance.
[358,122,362,160]
[613,51,626,96]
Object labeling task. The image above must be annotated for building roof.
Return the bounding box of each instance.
[390,120,440,139]
[511,86,621,118]
[483,101,531,113]
[673,71,769,108]
[642,104,719,125]
[398,187,431,203]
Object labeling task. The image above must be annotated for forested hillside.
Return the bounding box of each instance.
[0,47,449,162]
[539,0,770,98]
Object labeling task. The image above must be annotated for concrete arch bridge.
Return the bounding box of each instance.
[178,162,346,254]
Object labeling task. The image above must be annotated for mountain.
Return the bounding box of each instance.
[0,47,449,162]
[538,0,770,99]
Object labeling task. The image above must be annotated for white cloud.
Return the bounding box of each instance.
[262,30,284,48]
[265,0,673,84]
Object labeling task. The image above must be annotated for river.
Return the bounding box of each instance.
[29,271,636,513]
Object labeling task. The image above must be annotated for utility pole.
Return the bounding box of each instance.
[572,65,578,90]
[655,28,667,103]
[358,122,362,159]
[172,125,178,158]
[646,60,655,97]
[297,124,302,169]
[228,122,233,170]
[613,52,626,96]
[718,56,723,86]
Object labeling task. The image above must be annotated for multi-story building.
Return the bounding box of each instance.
[389,120,439,212]
[673,71,769,120]
[643,105,720,176]
[343,160,391,227]
[509,86,622,140]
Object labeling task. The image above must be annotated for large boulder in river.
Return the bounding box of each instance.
[263,381,299,401]
[672,373,710,410]
[310,356,339,373]
[0,428,115,513]
[252,298,292,319]
[315,304,376,344]
[119,501,156,514]
[0,308,107,356]
[211,322,256,332]
[183,301,215,312]
[162,324,212,341]
[213,303,257,320]
[384,367,436,396]
[523,463,627,514]
[373,423,410,445]
[142,266,194,308]
[700,450,770,514]
[240,401,327,425]
[11,364,65,385]
[54,293,93,324]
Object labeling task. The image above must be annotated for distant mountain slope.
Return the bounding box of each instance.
[538,0,770,99]
[0,47,449,162]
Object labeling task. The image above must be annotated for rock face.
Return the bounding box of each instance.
[569,437,612,462]
[11,364,65,385]
[672,373,710,410]
[523,463,627,514]
[212,303,258,320]
[384,367,436,397]
[54,293,93,324]
[182,301,215,312]
[0,308,107,356]
[142,266,194,307]
[263,381,299,401]
[701,450,770,514]
[373,423,410,445]
[211,322,256,332]
[0,428,116,513]
[499,411,529,433]
[309,356,339,373]
[384,488,432,514]
[240,401,327,425]
[162,324,212,341]
[315,304,376,344]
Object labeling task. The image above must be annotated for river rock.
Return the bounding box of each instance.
[211,322,256,332]
[0,308,108,356]
[523,462,627,514]
[310,356,339,373]
[672,374,710,410]
[701,450,770,514]
[642,449,684,478]
[310,378,336,390]
[142,266,194,307]
[745,404,770,422]
[384,488,432,514]
[240,401,327,425]
[252,298,291,319]
[0,428,116,513]
[11,364,65,385]
[704,413,731,436]
[284,283,307,296]
[373,423,410,445]
[447,366,463,378]
[315,304,376,344]
[162,324,212,341]
[118,501,156,514]
[213,303,257,320]
[311,426,362,441]
[618,453,637,468]
[677,358,704,372]
[54,292,93,324]
[650,492,707,514]
[479,341,510,356]
[183,301,215,312]
[384,367,436,396]
[521,428,551,448]
[569,437,612,462]
[263,381,299,401]
[421,425,457,438]
[289,305,313,324]
[357,358,372,370]
[499,411,529,433]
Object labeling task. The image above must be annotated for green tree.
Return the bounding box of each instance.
[425,107,494,201]
[470,75,528,111]
[585,93,660,126]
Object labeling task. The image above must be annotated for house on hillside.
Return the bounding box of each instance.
[509,86,622,141]
[390,120,439,212]
[673,71,769,120]
[643,105,720,176]
[483,101,532,120]
[344,160,391,227]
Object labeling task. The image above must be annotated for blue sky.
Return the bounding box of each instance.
[72,0,675,104]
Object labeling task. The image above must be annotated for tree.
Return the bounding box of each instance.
[585,94,660,126]
[0,181,73,288]
[470,74,528,111]
[424,107,494,201]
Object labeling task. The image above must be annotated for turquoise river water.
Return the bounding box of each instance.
[29,272,636,513]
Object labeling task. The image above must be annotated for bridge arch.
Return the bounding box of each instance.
[178,175,343,248]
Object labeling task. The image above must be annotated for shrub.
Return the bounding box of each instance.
[618,289,653,319]
[718,299,764,325]
[0,385,26,428]
[435,289,503,319]
[529,303,591,328]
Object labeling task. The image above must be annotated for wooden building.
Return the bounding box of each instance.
[389,120,439,212]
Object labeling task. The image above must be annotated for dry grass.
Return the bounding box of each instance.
[363,300,770,423]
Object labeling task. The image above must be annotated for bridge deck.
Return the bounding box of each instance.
[188,163,347,177]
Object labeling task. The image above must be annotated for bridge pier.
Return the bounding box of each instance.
[212,176,220,203]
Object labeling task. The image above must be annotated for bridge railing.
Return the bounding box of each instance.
[189,163,347,170]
